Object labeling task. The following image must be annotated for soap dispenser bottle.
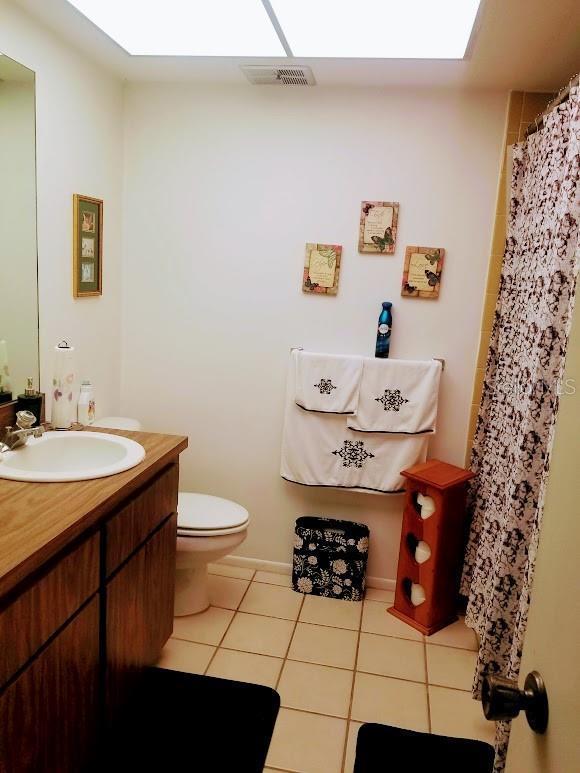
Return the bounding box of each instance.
[16,377,42,427]
[77,380,96,425]
[375,301,393,358]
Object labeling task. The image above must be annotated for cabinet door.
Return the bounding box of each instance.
[106,514,176,723]
[0,597,100,773]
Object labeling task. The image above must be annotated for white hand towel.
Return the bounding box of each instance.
[347,358,442,435]
[281,352,428,494]
[295,350,363,414]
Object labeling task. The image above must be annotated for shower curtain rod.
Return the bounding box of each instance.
[525,73,579,138]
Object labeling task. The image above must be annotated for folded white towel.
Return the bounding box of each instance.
[282,353,429,494]
[347,358,442,435]
[295,350,363,414]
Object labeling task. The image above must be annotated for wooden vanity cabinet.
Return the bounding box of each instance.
[0,457,180,773]
[0,597,100,772]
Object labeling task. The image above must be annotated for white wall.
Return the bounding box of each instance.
[121,84,507,580]
[0,78,37,397]
[0,1,124,416]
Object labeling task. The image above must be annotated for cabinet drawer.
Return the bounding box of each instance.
[0,533,99,689]
[106,463,178,577]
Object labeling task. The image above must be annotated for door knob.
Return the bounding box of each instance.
[482,670,548,734]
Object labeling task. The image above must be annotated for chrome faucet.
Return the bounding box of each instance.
[0,411,45,451]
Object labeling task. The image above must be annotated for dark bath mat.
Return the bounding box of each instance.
[104,667,280,773]
[354,723,494,773]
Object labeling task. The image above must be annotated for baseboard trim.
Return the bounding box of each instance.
[218,555,396,591]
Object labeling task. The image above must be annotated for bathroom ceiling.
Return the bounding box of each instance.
[13,0,580,91]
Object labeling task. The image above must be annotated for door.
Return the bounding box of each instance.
[105,514,176,725]
[505,291,580,772]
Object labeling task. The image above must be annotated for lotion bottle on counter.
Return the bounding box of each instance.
[77,380,96,425]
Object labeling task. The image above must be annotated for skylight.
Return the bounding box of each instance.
[65,0,482,59]
[269,0,482,59]
[65,0,286,57]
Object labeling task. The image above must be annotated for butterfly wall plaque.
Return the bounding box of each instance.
[401,246,445,299]
[303,243,342,295]
[359,201,399,254]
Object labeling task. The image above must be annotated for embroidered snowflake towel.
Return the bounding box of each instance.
[282,355,429,493]
[347,358,442,434]
[294,350,363,414]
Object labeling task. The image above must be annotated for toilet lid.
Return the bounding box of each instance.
[92,416,142,431]
[177,492,249,532]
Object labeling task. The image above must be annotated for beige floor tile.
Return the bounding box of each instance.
[361,601,423,641]
[240,582,303,620]
[426,644,477,691]
[344,722,363,773]
[208,574,250,609]
[364,588,395,603]
[207,562,254,580]
[254,570,292,587]
[172,606,234,646]
[221,612,295,657]
[299,594,362,630]
[155,638,215,674]
[206,648,282,688]
[277,660,354,718]
[427,618,478,650]
[288,622,358,670]
[351,672,429,731]
[429,685,495,744]
[266,708,346,773]
[357,632,426,683]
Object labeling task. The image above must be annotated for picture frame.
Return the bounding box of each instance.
[73,193,102,298]
[358,201,399,254]
[401,246,445,299]
[303,243,342,295]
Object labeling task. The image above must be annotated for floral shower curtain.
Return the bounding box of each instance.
[461,86,579,771]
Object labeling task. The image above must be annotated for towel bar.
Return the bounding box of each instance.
[290,347,445,371]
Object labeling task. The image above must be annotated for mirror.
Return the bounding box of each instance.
[0,54,39,404]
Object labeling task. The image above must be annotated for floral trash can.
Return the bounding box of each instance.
[292,516,370,602]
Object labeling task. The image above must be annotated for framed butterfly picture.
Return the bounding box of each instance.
[303,243,342,295]
[358,201,399,254]
[401,246,445,299]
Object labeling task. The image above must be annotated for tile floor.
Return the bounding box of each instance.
[157,563,494,773]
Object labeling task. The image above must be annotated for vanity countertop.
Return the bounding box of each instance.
[0,429,188,599]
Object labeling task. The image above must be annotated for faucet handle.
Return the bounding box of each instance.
[16,411,37,430]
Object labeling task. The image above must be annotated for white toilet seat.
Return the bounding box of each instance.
[177,492,250,538]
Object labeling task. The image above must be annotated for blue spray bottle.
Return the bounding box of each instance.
[375,302,392,358]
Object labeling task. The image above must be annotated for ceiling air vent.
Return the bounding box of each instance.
[241,65,315,86]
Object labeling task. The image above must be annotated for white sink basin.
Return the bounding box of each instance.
[0,431,146,482]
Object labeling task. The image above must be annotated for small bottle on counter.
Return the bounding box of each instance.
[375,301,393,358]
[77,380,96,425]
[16,377,42,426]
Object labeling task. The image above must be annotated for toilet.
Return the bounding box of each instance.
[92,416,249,617]
[175,493,250,616]
[92,416,143,431]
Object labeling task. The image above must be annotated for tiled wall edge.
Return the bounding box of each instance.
[217,555,396,591]
[465,90,555,466]
[464,90,521,465]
